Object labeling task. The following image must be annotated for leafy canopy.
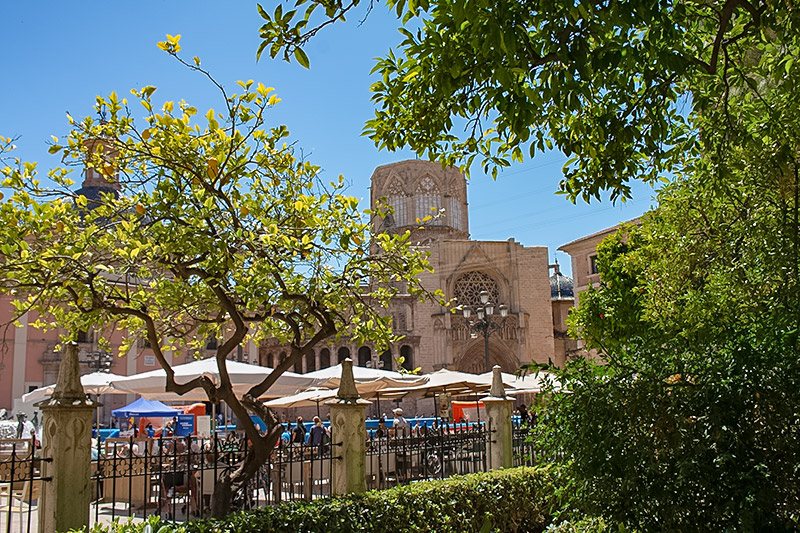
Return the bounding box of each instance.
[0,35,433,402]
[535,34,800,527]
[258,0,793,201]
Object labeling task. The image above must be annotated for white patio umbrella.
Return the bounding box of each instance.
[263,388,340,409]
[109,358,316,401]
[377,368,491,399]
[21,371,128,404]
[304,363,427,393]
[477,370,562,394]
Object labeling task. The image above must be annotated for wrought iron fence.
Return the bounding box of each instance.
[512,421,537,466]
[89,432,337,524]
[0,438,50,533]
[1,421,498,531]
[365,422,490,490]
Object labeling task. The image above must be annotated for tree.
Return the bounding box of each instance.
[258,0,795,200]
[536,129,800,528]
[0,36,434,516]
[256,0,800,528]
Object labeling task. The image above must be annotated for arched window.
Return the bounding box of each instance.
[306,350,316,372]
[337,347,350,364]
[380,349,393,371]
[263,352,274,368]
[320,348,330,369]
[389,196,408,227]
[294,356,302,373]
[415,175,442,225]
[400,345,413,371]
[453,271,500,308]
[385,178,408,227]
[358,346,372,367]
[448,196,463,230]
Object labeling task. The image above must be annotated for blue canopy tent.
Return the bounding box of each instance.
[111,397,181,418]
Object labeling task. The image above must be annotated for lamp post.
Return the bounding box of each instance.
[462,290,509,372]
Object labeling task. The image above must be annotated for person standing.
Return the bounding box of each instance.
[376,416,388,438]
[518,404,529,425]
[292,416,307,444]
[392,408,410,437]
[309,416,330,456]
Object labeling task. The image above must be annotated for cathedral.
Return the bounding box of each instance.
[260,160,573,375]
[1,159,576,415]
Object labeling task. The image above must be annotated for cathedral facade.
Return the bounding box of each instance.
[372,159,559,373]
[261,160,565,375]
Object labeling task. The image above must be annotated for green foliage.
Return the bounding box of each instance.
[540,166,800,529]
[0,36,436,512]
[66,467,556,533]
[258,0,797,202]
[260,0,800,529]
[543,517,609,533]
[0,36,431,378]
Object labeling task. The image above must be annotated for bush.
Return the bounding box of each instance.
[69,467,555,533]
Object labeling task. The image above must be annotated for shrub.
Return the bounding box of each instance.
[69,467,555,533]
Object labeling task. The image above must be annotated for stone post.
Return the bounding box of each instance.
[481,365,514,470]
[35,342,100,533]
[325,358,370,495]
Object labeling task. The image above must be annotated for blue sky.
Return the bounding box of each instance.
[0,1,656,277]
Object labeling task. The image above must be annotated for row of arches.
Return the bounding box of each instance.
[260,345,414,374]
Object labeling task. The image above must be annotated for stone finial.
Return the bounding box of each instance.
[490,365,505,398]
[337,358,359,400]
[52,342,86,400]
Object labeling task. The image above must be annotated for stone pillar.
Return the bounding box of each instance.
[325,358,370,495]
[35,342,100,533]
[481,365,514,470]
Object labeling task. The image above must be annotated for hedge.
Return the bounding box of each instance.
[72,466,556,533]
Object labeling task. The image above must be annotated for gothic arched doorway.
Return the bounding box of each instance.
[454,339,517,374]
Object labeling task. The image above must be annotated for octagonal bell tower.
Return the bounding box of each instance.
[370,160,469,244]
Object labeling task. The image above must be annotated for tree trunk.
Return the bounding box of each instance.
[210,414,280,518]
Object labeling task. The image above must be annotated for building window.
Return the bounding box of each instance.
[379,349,392,370]
[306,350,316,372]
[337,347,350,364]
[320,348,331,369]
[397,312,408,332]
[389,195,408,227]
[358,346,372,367]
[294,356,302,373]
[448,196,463,231]
[589,254,599,275]
[415,175,443,226]
[453,271,500,308]
[76,330,90,344]
[400,345,413,371]
[263,352,274,368]
[206,336,218,350]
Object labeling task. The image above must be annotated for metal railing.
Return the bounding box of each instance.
[90,432,337,524]
[0,438,51,533]
[512,421,537,466]
[365,423,490,490]
[1,421,500,531]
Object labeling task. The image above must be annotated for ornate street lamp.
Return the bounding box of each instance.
[461,290,509,372]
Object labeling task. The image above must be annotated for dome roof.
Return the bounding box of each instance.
[74,185,119,204]
[550,269,574,300]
